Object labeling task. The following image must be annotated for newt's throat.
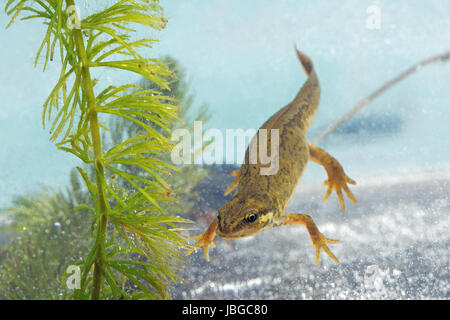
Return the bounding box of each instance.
[216,227,261,239]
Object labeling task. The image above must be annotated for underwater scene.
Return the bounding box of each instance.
[0,0,449,301]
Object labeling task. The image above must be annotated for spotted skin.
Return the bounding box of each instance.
[186,50,357,264]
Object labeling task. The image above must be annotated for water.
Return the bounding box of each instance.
[0,0,449,299]
[160,0,450,299]
[1,1,450,208]
[174,171,449,299]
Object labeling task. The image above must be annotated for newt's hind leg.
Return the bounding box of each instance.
[224,169,240,196]
[308,142,357,211]
[280,213,339,264]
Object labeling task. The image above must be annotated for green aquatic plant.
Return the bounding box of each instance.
[5,0,192,299]
[0,56,211,299]
[110,55,212,216]
[0,170,93,299]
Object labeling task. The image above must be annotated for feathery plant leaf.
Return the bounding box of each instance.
[5,0,191,299]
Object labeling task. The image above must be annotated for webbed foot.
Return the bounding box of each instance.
[308,142,357,211]
[309,232,340,265]
[283,213,340,265]
[322,160,357,211]
[185,219,218,262]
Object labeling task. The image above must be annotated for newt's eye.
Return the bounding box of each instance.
[244,213,259,223]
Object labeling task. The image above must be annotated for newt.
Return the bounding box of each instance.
[186,49,357,264]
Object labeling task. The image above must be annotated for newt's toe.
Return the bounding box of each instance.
[185,220,219,262]
[186,235,215,262]
[323,171,357,211]
[310,235,340,265]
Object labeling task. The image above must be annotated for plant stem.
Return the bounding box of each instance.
[66,0,108,300]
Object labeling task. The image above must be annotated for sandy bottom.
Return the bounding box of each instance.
[171,171,450,299]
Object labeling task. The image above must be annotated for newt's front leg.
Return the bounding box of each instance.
[281,213,339,264]
[185,219,218,261]
[308,142,357,211]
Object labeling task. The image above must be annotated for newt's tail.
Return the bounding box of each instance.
[259,49,320,133]
[296,49,314,75]
[290,48,321,131]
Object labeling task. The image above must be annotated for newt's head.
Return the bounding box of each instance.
[216,197,277,239]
